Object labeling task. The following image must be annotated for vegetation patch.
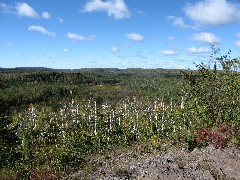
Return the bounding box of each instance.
[0,48,239,178]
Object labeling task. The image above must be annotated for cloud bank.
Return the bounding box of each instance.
[162,50,178,56]
[16,2,39,18]
[67,32,95,41]
[28,25,56,37]
[192,32,221,44]
[184,0,240,26]
[187,47,210,54]
[126,33,144,41]
[82,0,131,19]
[42,12,51,19]
[0,2,53,20]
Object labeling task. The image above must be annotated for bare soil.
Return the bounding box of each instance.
[65,145,240,180]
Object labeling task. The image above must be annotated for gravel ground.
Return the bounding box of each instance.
[65,145,240,180]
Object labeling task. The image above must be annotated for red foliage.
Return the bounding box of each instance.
[196,128,226,148]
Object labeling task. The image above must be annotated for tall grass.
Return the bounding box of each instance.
[10,97,186,175]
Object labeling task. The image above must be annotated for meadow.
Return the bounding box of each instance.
[0,49,239,179]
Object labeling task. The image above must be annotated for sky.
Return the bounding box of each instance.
[0,0,240,69]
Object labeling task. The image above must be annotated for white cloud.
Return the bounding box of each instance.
[0,2,39,18]
[184,0,240,26]
[28,25,56,37]
[0,2,53,20]
[162,50,178,56]
[167,16,189,29]
[42,12,51,19]
[82,0,131,19]
[57,17,64,23]
[67,32,95,41]
[63,49,69,52]
[112,46,118,52]
[192,32,221,44]
[16,2,39,18]
[234,40,240,47]
[126,32,144,41]
[166,15,198,29]
[187,47,210,54]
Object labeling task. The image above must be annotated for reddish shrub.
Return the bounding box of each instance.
[196,128,225,148]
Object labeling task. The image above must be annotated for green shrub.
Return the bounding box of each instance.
[182,48,240,128]
[181,47,240,149]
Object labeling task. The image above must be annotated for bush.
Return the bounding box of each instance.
[181,47,240,149]
[182,47,240,128]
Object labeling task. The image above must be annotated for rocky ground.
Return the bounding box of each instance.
[64,144,240,180]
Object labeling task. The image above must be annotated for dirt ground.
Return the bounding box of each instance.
[65,145,240,180]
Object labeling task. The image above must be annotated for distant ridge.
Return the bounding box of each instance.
[0,67,186,72]
[0,67,53,71]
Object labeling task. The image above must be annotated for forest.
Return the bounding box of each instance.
[0,49,239,179]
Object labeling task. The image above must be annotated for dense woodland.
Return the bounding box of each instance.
[0,49,239,179]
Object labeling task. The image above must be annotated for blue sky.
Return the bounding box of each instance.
[1,0,240,69]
